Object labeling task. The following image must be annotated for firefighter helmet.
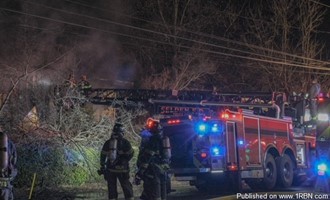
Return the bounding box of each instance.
[112,123,124,137]
[146,118,162,134]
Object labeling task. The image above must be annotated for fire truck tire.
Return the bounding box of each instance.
[263,153,277,190]
[275,154,293,188]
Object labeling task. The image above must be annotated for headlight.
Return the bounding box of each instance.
[318,113,329,121]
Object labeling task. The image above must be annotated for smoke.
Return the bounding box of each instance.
[0,0,139,90]
[75,32,120,88]
[68,0,138,89]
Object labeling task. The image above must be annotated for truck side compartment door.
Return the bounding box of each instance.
[244,117,261,166]
[226,122,237,165]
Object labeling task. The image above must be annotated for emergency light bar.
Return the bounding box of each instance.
[220,111,242,121]
[167,119,181,124]
[195,121,223,136]
[159,116,191,125]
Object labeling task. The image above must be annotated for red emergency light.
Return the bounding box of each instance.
[220,110,242,121]
[200,152,207,158]
[167,119,181,124]
[227,163,238,171]
[221,113,229,119]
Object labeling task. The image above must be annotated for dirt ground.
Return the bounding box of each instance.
[14,181,158,200]
[13,180,192,200]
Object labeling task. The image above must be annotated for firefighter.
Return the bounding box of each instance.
[63,73,76,89]
[78,75,92,96]
[0,129,17,200]
[138,120,173,196]
[135,119,171,200]
[308,77,321,122]
[99,123,134,200]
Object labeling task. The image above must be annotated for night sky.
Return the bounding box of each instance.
[0,0,329,92]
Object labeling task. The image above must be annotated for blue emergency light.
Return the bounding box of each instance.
[238,140,244,145]
[195,121,223,136]
[196,122,207,137]
[198,124,207,132]
[210,146,225,156]
[211,124,219,132]
[317,162,328,176]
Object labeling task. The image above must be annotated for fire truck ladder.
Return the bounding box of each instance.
[148,92,286,119]
[87,89,287,120]
[88,89,279,106]
[88,89,214,105]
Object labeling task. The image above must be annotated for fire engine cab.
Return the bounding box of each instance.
[148,92,316,192]
[314,96,330,193]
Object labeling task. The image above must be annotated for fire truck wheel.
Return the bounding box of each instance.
[275,154,293,188]
[263,153,277,190]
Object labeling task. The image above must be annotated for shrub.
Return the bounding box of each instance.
[14,144,102,188]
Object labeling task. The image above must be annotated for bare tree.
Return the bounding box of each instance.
[132,0,225,90]
[140,48,217,90]
[0,1,86,129]
[234,0,327,93]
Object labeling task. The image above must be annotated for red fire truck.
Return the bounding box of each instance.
[88,89,317,192]
[148,92,316,192]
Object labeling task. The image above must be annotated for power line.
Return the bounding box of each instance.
[62,1,330,65]
[309,0,330,8]
[3,6,330,71]
[20,24,319,73]
[19,23,330,78]
[20,1,330,66]
[1,6,330,72]
[65,0,330,35]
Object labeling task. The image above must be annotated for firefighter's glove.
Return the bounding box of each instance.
[97,169,103,176]
[97,166,106,175]
[134,173,142,185]
[134,168,146,185]
[136,168,145,178]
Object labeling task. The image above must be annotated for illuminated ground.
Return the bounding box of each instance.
[14,179,317,200]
